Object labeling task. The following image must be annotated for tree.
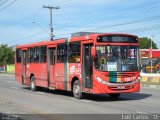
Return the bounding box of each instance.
[139,37,158,49]
[0,44,14,72]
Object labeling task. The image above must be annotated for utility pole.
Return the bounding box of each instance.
[150,36,154,73]
[43,5,60,41]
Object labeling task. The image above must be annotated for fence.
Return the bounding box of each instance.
[0,66,5,72]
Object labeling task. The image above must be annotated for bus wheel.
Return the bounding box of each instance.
[30,76,37,91]
[109,93,120,99]
[73,80,83,99]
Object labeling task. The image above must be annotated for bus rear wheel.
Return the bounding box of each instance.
[30,76,37,91]
[73,80,83,99]
[109,93,120,99]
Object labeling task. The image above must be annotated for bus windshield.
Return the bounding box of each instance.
[94,46,140,72]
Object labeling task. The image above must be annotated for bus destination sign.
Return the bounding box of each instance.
[97,36,138,43]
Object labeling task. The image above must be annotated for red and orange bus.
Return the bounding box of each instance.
[15,32,140,99]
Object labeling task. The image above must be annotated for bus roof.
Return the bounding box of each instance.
[71,32,138,38]
[16,33,138,49]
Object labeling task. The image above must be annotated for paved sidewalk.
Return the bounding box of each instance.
[141,83,160,89]
[0,73,14,77]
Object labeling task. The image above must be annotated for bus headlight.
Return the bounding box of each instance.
[95,76,103,82]
[132,77,140,84]
[95,76,108,85]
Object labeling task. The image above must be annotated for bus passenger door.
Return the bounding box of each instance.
[48,48,56,87]
[82,44,93,89]
[22,50,27,85]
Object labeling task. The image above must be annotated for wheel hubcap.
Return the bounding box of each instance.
[74,85,80,95]
[31,81,34,89]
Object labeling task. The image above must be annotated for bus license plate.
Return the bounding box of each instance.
[117,86,125,89]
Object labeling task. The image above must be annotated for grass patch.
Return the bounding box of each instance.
[7,64,15,72]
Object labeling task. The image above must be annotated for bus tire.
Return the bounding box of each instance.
[30,76,37,91]
[109,93,120,99]
[73,80,83,99]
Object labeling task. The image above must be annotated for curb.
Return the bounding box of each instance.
[140,73,160,83]
[141,84,160,89]
[0,74,14,77]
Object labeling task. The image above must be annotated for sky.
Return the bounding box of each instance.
[0,0,160,48]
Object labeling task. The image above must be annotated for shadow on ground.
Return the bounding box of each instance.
[22,86,152,102]
[83,92,152,102]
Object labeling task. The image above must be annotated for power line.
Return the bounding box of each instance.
[5,27,53,46]
[0,0,5,2]
[53,14,160,31]
[9,25,160,46]
[0,0,17,12]
[6,15,160,46]
[9,0,160,31]
[32,21,50,35]
[8,24,160,46]
[66,6,160,27]
[0,0,8,7]
[56,1,159,19]
[6,18,160,45]
[9,31,44,44]
[52,1,160,29]
[2,0,160,46]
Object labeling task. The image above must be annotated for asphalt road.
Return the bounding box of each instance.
[0,74,160,115]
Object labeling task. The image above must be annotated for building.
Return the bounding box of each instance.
[141,49,160,73]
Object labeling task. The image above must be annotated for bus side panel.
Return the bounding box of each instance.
[26,63,48,88]
[15,63,22,84]
[54,63,82,91]
[68,63,82,90]
[55,63,65,90]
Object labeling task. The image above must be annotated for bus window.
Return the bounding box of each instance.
[33,47,40,63]
[40,46,47,63]
[95,46,140,72]
[50,48,55,65]
[57,44,67,63]
[27,48,33,63]
[68,43,80,63]
[16,49,21,63]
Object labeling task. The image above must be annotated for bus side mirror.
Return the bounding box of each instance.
[91,47,96,59]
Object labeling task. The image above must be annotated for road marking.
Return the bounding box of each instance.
[136,111,147,114]
[80,100,91,103]
[70,98,91,103]
[36,92,46,95]
[70,98,78,101]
